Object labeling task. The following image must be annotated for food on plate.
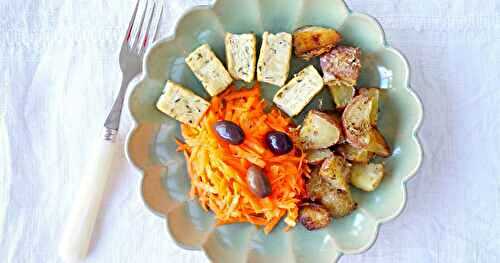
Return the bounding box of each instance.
[185,44,233,96]
[273,65,324,116]
[342,88,390,157]
[265,131,294,155]
[225,33,257,82]
[257,32,292,86]
[292,26,342,60]
[366,128,391,157]
[156,81,210,126]
[247,165,272,198]
[336,143,373,163]
[177,84,308,234]
[214,120,245,145]
[157,27,394,233]
[329,84,355,109]
[298,203,331,230]
[342,95,374,148]
[320,46,361,87]
[305,148,333,165]
[351,163,384,191]
[307,155,357,218]
[359,87,380,125]
[299,110,342,150]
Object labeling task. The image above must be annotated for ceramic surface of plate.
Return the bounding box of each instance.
[126,0,423,261]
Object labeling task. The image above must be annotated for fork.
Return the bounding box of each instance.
[58,1,162,261]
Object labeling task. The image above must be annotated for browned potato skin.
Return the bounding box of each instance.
[305,148,333,165]
[358,87,380,125]
[336,143,374,163]
[319,154,351,183]
[306,155,357,218]
[342,95,373,148]
[341,93,391,156]
[366,128,391,157]
[293,26,342,60]
[299,203,331,230]
[320,46,361,87]
[299,110,343,150]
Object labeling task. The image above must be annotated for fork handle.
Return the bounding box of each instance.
[58,130,118,262]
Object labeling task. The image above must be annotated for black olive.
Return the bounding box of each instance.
[213,120,245,145]
[246,165,272,198]
[265,131,293,155]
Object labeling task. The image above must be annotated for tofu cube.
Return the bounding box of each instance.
[320,46,361,87]
[185,44,233,96]
[225,33,257,83]
[156,81,210,126]
[272,65,324,116]
[257,32,292,86]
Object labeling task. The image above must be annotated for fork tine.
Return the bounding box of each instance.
[151,2,163,43]
[139,2,156,53]
[124,0,140,43]
[132,0,149,49]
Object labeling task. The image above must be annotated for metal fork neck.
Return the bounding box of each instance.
[104,74,134,133]
[103,128,118,141]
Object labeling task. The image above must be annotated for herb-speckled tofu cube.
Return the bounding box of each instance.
[156,81,210,126]
[225,33,257,83]
[185,44,233,96]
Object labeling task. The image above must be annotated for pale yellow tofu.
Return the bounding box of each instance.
[225,33,257,83]
[273,65,324,116]
[185,44,233,96]
[156,81,210,126]
[257,32,292,86]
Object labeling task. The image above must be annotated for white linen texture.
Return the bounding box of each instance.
[1,0,499,262]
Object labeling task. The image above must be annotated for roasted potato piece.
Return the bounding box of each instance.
[319,154,351,183]
[320,46,361,87]
[342,95,374,148]
[366,128,391,157]
[307,155,357,218]
[329,83,355,109]
[359,87,380,125]
[299,110,343,150]
[293,26,342,60]
[351,163,384,191]
[299,203,331,230]
[305,148,333,164]
[336,143,374,163]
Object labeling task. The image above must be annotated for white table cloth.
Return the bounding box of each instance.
[1,0,499,262]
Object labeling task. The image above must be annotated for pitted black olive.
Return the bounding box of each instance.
[265,131,293,155]
[246,165,272,198]
[213,120,245,145]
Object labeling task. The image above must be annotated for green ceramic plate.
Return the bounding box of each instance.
[126,0,423,261]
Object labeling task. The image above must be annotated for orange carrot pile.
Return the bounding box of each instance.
[178,83,308,234]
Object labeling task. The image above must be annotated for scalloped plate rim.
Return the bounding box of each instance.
[124,0,424,260]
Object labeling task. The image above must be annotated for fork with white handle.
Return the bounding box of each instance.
[58,1,162,261]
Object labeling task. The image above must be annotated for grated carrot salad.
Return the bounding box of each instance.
[177,83,308,234]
